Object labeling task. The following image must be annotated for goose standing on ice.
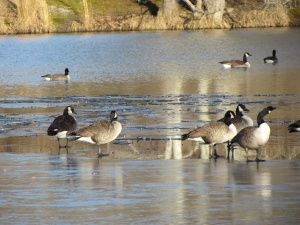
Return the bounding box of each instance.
[182,111,237,158]
[47,106,77,153]
[69,110,122,158]
[219,104,253,158]
[219,104,253,133]
[219,52,252,68]
[231,106,276,162]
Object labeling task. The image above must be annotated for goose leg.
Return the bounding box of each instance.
[227,141,230,159]
[97,145,110,158]
[65,138,72,150]
[209,145,213,159]
[213,144,221,158]
[65,139,69,154]
[227,141,234,159]
[97,145,102,158]
[255,149,266,162]
[57,138,61,154]
[245,148,254,162]
[57,138,71,154]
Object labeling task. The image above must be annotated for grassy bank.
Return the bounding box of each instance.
[0,0,299,34]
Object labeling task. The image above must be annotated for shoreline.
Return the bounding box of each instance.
[1,0,299,35]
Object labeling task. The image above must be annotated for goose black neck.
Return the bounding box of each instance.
[224,112,232,126]
[110,111,117,122]
[236,106,243,117]
[257,110,267,126]
[63,108,69,115]
[111,117,117,122]
[243,54,248,63]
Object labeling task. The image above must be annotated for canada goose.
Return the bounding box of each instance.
[182,111,237,158]
[219,52,252,68]
[41,68,70,81]
[218,104,253,158]
[47,106,77,153]
[69,110,122,158]
[219,104,253,133]
[264,50,278,63]
[231,106,276,162]
[288,120,300,133]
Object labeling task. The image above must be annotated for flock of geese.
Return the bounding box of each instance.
[47,106,122,158]
[219,49,278,68]
[40,50,279,82]
[181,105,276,162]
[43,49,299,161]
[46,103,299,162]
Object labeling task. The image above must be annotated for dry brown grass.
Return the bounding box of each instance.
[240,6,290,27]
[0,0,298,34]
[13,0,54,33]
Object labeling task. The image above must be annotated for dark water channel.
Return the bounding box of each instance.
[0,28,300,224]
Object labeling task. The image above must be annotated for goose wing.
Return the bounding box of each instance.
[47,115,77,135]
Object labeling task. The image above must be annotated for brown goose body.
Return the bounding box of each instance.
[182,111,237,158]
[219,104,253,133]
[219,52,252,68]
[70,111,122,157]
[231,106,276,162]
[42,68,70,81]
[47,106,77,152]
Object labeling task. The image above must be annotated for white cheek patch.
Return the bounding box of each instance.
[68,107,72,114]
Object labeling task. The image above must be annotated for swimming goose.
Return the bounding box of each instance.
[231,106,276,162]
[219,52,252,68]
[47,106,77,153]
[264,50,278,63]
[288,120,300,133]
[182,111,237,158]
[41,68,70,81]
[69,110,122,158]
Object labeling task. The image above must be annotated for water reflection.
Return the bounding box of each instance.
[1,153,300,224]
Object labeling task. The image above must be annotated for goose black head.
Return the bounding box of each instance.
[257,106,276,126]
[110,110,118,121]
[223,110,234,126]
[63,106,77,115]
[64,68,69,75]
